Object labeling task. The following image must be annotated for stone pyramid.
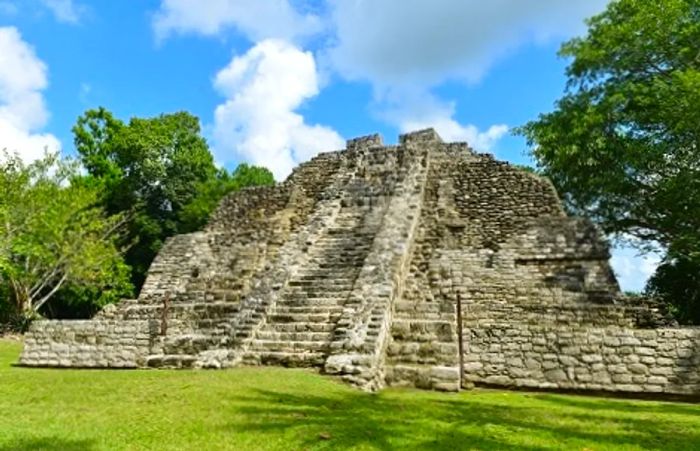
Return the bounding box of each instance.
[21,129,699,395]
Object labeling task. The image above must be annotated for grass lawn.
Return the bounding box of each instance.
[1,339,699,450]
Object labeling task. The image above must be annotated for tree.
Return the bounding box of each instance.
[0,152,132,325]
[518,0,700,322]
[73,110,217,288]
[178,164,275,233]
[73,108,275,290]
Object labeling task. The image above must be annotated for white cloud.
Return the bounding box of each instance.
[40,0,83,24]
[213,39,344,180]
[328,0,609,87]
[610,242,662,293]
[326,0,608,151]
[379,88,508,151]
[0,27,60,161]
[153,0,323,43]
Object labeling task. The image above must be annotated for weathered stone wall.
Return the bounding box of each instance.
[20,320,155,368]
[463,323,700,395]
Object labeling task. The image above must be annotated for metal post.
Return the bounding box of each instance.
[457,292,465,390]
[160,293,170,336]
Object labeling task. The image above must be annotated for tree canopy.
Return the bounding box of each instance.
[518,0,700,322]
[0,152,132,326]
[178,164,275,233]
[72,108,274,291]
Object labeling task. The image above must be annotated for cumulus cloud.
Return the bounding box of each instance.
[40,0,83,24]
[0,27,60,161]
[326,0,609,150]
[213,39,344,180]
[378,88,508,151]
[328,0,609,87]
[153,0,323,43]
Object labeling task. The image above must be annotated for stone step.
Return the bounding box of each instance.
[283,291,350,299]
[249,339,329,352]
[279,301,348,310]
[311,242,372,250]
[267,322,336,333]
[300,258,363,267]
[256,330,332,342]
[285,287,355,296]
[268,312,341,323]
[311,251,370,257]
[274,305,345,314]
[305,259,367,268]
[392,319,455,329]
[393,312,456,321]
[294,274,356,282]
[124,301,240,314]
[242,351,326,368]
[305,245,368,254]
[386,341,459,366]
[287,280,354,289]
[394,301,455,314]
[162,334,226,353]
[391,319,455,341]
[195,319,232,328]
[278,297,348,307]
[385,364,461,392]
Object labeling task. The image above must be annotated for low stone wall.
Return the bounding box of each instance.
[19,320,155,368]
[464,323,700,395]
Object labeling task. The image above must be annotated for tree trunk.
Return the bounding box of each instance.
[9,279,33,319]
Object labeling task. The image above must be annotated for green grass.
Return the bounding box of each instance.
[1,340,699,451]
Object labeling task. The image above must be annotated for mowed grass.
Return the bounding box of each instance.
[1,340,700,451]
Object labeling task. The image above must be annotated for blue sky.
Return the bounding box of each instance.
[0,0,661,291]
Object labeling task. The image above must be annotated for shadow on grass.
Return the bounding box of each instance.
[0,437,94,451]
[535,392,700,417]
[222,387,700,450]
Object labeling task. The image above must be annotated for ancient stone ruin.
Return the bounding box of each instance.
[20,129,700,395]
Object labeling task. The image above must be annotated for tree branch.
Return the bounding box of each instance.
[33,273,68,313]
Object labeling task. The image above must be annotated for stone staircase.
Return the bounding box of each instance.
[110,281,243,369]
[243,208,380,367]
[385,299,460,390]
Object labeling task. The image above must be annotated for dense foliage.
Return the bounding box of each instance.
[0,152,132,327]
[518,0,700,322]
[73,108,218,289]
[179,164,275,233]
[73,108,274,291]
[0,109,274,327]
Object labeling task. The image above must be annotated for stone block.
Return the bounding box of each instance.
[484,375,513,386]
[544,369,568,383]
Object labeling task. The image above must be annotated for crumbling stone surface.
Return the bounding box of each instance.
[20,129,700,396]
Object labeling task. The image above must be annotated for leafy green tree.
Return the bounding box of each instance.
[72,106,124,181]
[73,108,275,290]
[73,110,217,288]
[179,164,275,233]
[518,0,700,322]
[0,152,132,325]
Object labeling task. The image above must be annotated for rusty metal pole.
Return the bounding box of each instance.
[457,292,465,390]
